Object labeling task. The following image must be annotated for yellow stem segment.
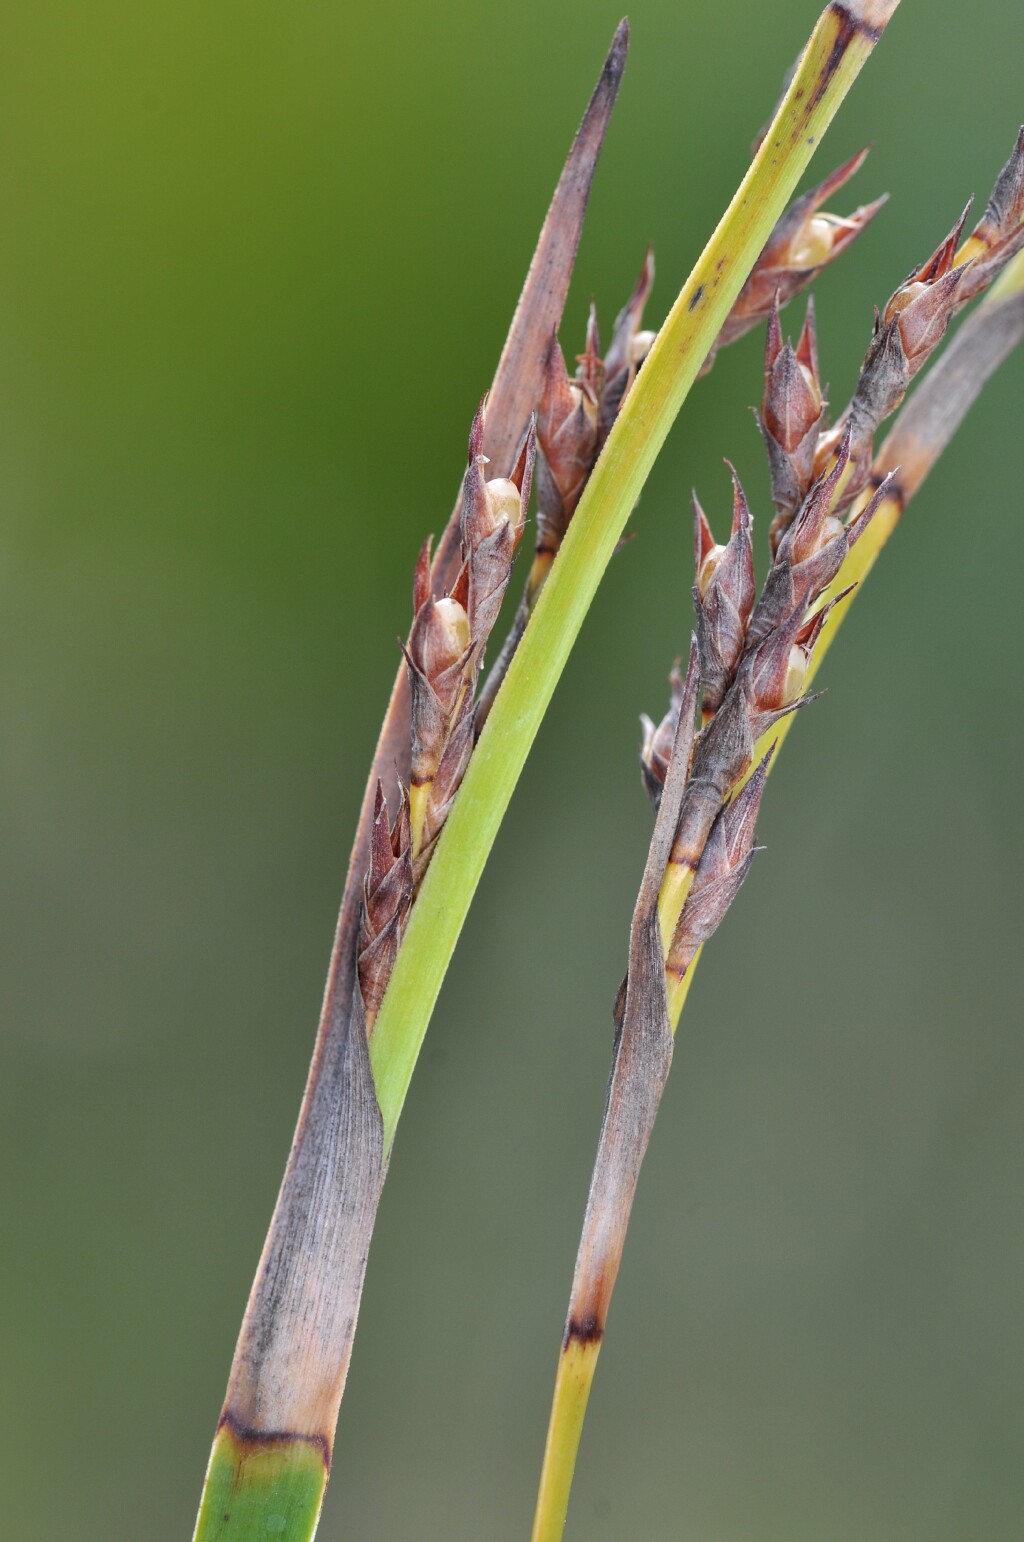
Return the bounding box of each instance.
[531,1341,602,1542]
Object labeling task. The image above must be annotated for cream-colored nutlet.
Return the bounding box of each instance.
[630,329,657,365]
[432,596,471,657]
[696,543,728,598]
[783,645,809,706]
[789,214,845,269]
[882,280,928,324]
[483,477,523,536]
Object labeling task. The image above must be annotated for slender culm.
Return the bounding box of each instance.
[530,129,1024,1542]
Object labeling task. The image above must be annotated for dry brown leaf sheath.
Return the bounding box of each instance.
[563,644,699,1349]
[211,20,629,1468]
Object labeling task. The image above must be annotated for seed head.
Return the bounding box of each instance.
[713,150,886,354]
[404,405,536,875]
[827,130,1024,515]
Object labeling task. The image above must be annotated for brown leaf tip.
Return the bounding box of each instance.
[837,0,900,34]
[607,18,630,75]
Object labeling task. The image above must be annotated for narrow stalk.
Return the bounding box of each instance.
[530,190,1024,1542]
[370,0,901,1150]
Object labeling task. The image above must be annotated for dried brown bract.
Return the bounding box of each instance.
[358,784,413,1025]
[665,746,774,979]
[640,661,689,808]
[957,125,1024,295]
[535,255,655,573]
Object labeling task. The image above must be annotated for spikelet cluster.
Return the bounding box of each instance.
[641,128,1024,981]
[357,407,535,1022]
[474,154,886,732]
[765,131,1024,544]
[361,130,1024,1028]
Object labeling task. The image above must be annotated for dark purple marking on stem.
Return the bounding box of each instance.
[564,1314,605,1349]
[216,1410,332,1472]
[808,5,881,112]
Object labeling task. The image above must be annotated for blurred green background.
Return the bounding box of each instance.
[1,2,1022,1538]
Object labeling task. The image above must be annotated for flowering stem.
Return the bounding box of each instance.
[370,0,900,1154]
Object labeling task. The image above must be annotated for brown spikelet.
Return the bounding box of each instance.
[750,428,854,644]
[534,334,600,571]
[460,417,533,645]
[704,149,886,369]
[953,131,1024,304]
[405,595,472,789]
[759,297,828,553]
[411,695,476,880]
[692,467,756,717]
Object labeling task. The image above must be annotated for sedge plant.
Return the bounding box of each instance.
[188,4,993,1536]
